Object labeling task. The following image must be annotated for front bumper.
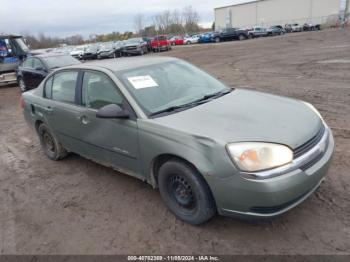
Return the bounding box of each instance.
[207,127,335,218]
[152,46,169,51]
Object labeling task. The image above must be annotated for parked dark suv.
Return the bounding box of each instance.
[212,28,248,43]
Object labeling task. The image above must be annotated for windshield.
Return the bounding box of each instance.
[15,38,30,52]
[43,55,80,69]
[75,46,85,51]
[101,43,113,50]
[116,60,230,116]
[126,38,141,44]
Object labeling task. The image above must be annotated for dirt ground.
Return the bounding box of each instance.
[0,29,349,255]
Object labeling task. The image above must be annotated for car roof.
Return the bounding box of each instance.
[65,56,179,72]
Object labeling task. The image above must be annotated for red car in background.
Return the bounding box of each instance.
[151,35,172,52]
[169,36,184,46]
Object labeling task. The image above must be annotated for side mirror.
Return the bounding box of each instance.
[96,104,129,119]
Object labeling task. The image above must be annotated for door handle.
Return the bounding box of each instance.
[45,106,53,113]
[79,115,90,125]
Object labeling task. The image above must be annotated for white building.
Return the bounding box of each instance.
[215,0,341,30]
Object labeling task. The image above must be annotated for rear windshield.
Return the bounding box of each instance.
[43,55,80,69]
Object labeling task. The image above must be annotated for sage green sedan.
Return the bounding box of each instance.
[21,57,334,225]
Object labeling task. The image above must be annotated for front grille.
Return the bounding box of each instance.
[293,124,325,159]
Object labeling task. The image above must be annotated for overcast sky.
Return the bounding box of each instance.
[0,0,258,38]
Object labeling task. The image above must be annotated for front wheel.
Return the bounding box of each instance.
[158,160,216,225]
[38,123,68,161]
[238,34,246,41]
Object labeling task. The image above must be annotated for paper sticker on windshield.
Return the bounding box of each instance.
[128,75,158,89]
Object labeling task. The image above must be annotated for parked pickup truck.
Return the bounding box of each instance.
[211,28,248,43]
[248,27,268,38]
[0,35,30,85]
[151,35,172,52]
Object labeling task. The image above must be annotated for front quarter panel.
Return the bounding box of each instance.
[137,119,239,187]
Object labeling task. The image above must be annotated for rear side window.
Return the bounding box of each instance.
[44,76,53,98]
[51,71,78,104]
[82,71,123,110]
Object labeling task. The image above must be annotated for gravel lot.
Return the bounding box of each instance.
[0,29,349,255]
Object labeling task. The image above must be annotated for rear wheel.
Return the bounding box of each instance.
[214,37,220,43]
[158,160,216,225]
[18,77,26,92]
[38,123,68,161]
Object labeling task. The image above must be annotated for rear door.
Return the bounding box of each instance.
[42,70,84,153]
[31,58,47,87]
[21,57,35,88]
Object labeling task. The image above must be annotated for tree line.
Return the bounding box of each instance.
[25,6,210,49]
[135,6,204,36]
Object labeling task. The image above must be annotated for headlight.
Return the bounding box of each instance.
[226,143,293,172]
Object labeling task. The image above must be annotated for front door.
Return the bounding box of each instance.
[76,70,141,178]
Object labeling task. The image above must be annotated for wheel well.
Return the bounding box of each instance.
[151,154,199,188]
[35,120,44,133]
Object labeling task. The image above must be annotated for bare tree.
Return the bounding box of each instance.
[134,14,144,34]
[182,6,200,33]
[172,9,183,25]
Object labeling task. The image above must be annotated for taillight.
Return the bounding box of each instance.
[20,96,26,109]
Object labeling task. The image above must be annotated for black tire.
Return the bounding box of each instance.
[38,123,68,161]
[214,37,220,43]
[238,34,246,41]
[158,160,216,225]
[18,77,26,92]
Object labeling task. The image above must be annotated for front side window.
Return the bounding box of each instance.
[82,71,123,110]
[51,71,78,104]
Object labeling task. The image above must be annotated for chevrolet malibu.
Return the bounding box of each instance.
[21,57,334,225]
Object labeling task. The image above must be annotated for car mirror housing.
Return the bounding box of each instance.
[96,104,129,119]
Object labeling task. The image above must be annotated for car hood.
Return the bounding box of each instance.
[70,50,83,55]
[151,89,322,149]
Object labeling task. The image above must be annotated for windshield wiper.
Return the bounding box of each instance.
[197,89,232,102]
[149,103,198,117]
[149,89,233,117]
